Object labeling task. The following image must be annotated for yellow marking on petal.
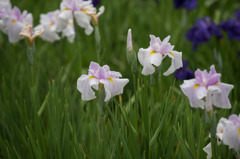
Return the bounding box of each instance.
[63,8,69,11]
[238,128,240,135]
[88,76,96,80]
[169,52,174,57]
[150,50,156,55]
[108,78,114,83]
[81,9,87,14]
[49,22,54,27]
[12,20,16,25]
[68,21,72,26]
[216,83,221,87]
[193,84,200,90]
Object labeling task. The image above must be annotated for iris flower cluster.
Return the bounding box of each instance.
[36,0,104,43]
[0,0,104,43]
[186,17,222,51]
[0,0,33,43]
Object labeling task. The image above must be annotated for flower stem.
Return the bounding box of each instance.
[98,84,105,116]
[95,26,101,63]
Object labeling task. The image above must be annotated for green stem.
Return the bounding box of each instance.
[95,26,101,63]
[98,84,105,116]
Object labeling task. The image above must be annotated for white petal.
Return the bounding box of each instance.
[150,53,162,67]
[195,86,207,99]
[180,79,205,109]
[38,25,60,42]
[56,10,72,32]
[77,75,99,101]
[8,21,24,43]
[74,11,93,35]
[163,51,182,76]
[212,83,234,109]
[138,47,150,66]
[100,78,129,102]
[97,6,105,17]
[62,19,75,43]
[203,143,212,159]
[138,47,162,75]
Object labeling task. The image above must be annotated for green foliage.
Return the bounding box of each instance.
[0,0,240,158]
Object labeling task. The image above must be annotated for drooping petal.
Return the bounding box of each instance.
[211,82,234,109]
[100,78,129,102]
[222,122,240,150]
[8,21,24,43]
[77,74,99,101]
[138,47,162,75]
[180,79,205,109]
[163,51,182,76]
[74,10,93,35]
[62,19,75,43]
[36,25,60,42]
[138,47,151,66]
[56,10,72,32]
[216,117,233,142]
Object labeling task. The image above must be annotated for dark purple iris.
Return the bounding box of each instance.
[219,10,240,41]
[186,17,222,51]
[175,60,194,80]
[173,0,197,11]
[84,0,101,7]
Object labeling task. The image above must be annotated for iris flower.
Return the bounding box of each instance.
[175,60,194,80]
[5,6,33,43]
[180,65,234,111]
[186,17,222,51]
[138,35,182,76]
[77,62,129,102]
[173,0,197,11]
[35,10,61,42]
[219,10,240,41]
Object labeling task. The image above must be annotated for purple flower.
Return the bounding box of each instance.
[175,60,194,80]
[77,62,129,101]
[173,0,197,11]
[186,17,222,51]
[180,65,234,111]
[219,10,240,41]
[88,0,101,7]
